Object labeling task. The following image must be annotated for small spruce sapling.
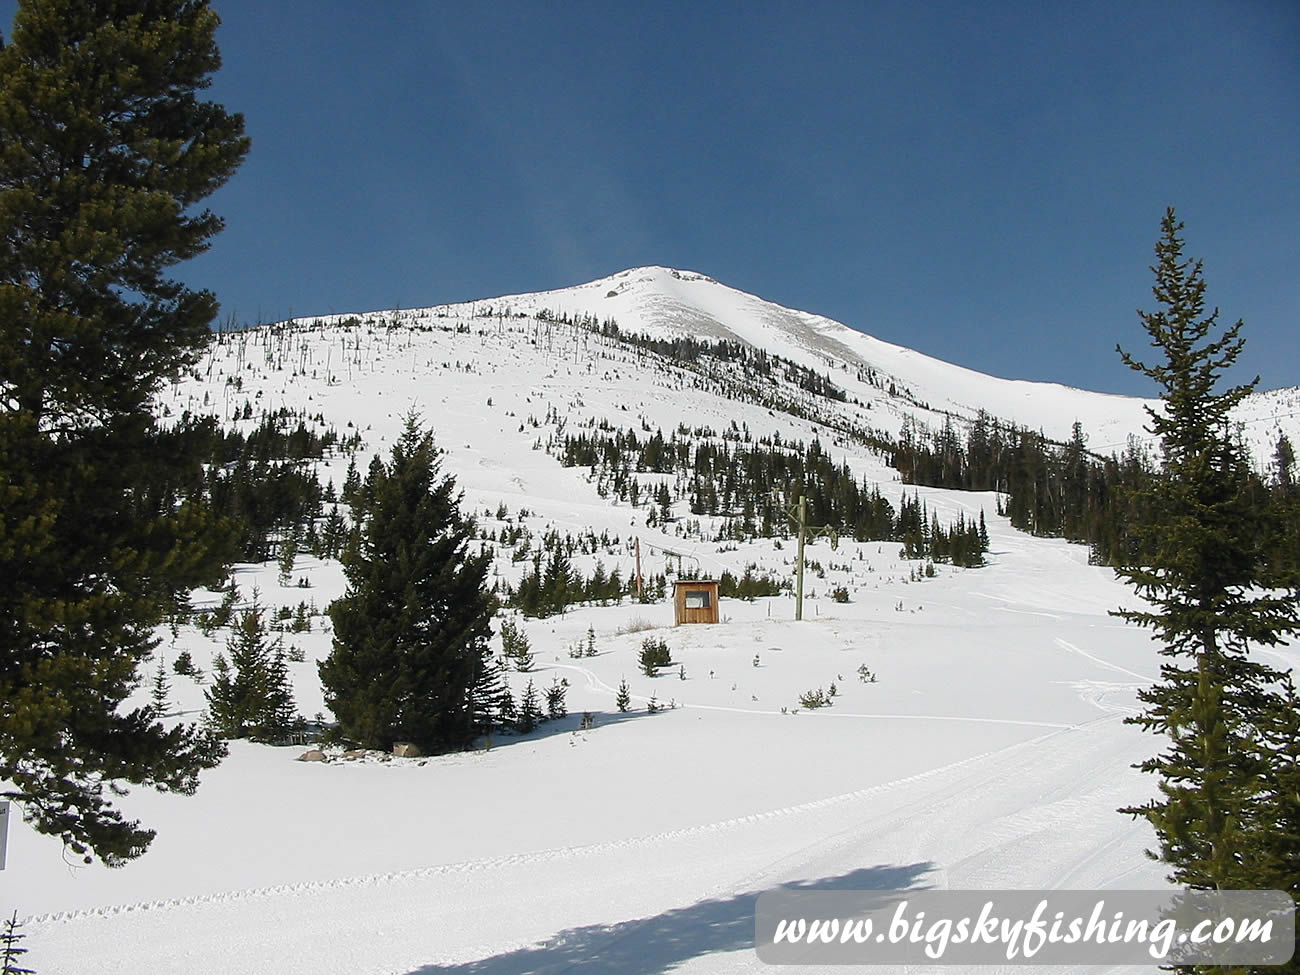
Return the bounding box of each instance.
[277,534,298,587]
[798,687,831,709]
[501,617,534,671]
[496,685,517,726]
[546,677,568,720]
[173,650,202,682]
[517,679,542,733]
[639,637,671,676]
[150,655,172,717]
[1,910,34,975]
[616,678,631,713]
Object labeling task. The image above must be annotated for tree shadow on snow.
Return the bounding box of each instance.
[473,709,650,751]
[403,861,933,975]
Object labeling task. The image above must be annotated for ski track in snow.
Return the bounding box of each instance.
[1053,637,1155,683]
[29,711,1167,975]
[28,727,1049,926]
[553,660,1077,729]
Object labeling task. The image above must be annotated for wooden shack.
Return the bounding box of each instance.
[673,579,720,625]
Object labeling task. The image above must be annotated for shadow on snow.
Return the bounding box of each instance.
[403,861,934,975]
[473,708,652,751]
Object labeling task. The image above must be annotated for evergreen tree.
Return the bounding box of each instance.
[149,654,172,718]
[1,910,34,975]
[205,653,237,736]
[173,649,201,681]
[1114,210,1300,905]
[470,654,507,736]
[517,679,542,734]
[277,532,298,586]
[639,637,671,677]
[545,676,568,721]
[263,644,296,739]
[500,616,534,671]
[204,596,294,741]
[1274,434,1296,497]
[0,0,248,865]
[616,677,631,713]
[319,414,495,752]
[541,546,574,615]
[496,683,517,728]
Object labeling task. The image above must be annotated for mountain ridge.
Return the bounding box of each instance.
[270,265,1297,464]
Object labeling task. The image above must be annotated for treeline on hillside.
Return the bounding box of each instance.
[500,529,788,618]
[143,409,358,566]
[891,412,1300,578]
[558,426,988,567]
[535,307,856,406]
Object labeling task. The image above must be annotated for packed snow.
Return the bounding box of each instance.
[9,269,1298,974]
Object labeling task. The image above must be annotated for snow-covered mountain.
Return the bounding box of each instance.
[17,267,1299,975]
[382,265,1299,463]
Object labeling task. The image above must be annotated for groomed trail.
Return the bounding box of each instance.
[31,699,1163,975]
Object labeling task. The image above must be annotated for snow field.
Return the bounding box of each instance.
[14,272,1292,972]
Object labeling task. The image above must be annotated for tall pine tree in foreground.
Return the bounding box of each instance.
[1115,211,1300,922]
[0,0,248,865]
[320,414,495,752]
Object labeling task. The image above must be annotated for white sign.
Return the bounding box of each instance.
[0,800,8,870]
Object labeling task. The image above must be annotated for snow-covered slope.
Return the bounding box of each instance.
[406,266,1299,463]
[10,269,1298,975]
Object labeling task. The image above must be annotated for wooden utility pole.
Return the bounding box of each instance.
[795,495,807,621]
[786,493,836,622]
[634,536,643,600]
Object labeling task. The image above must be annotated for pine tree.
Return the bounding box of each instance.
[470,654,507,736]
[173,649,199,680]
[205,653,238,737]
[205,596,294,741]
[150,654,172,718]
[1,911,34,975]
[1115,209,1300,903]
[500,616,534,671]
[263,645,296,740]
[639,637,670,676]
[616,677,631,713]
[277,533,298,587]
[496,684,517,727]
[1275,435,1296,497]
[319,414,495,752]
[517,679,542,733]
[545,676,568,721]
[0,0,248,865]
[541,546,574,615]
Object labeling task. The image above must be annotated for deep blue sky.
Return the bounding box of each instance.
[5,1,1297,395]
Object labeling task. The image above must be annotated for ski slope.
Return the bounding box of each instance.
[9,269,1297,974]
[20,545,1183,975]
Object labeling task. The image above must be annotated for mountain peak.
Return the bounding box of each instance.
[282,267,1296,461]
